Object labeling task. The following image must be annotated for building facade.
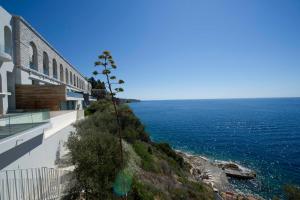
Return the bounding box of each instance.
[0,8,94,198]
[0,6,92,115]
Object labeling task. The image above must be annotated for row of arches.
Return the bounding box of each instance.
[28,41,86,90]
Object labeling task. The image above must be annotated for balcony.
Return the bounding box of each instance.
[66,90,83,99]
[0,111,50,141]
[0,44,12,62]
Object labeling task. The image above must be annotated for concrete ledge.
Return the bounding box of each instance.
[0,134,43,170]
[44,111,78,139]
[0,123,49,155]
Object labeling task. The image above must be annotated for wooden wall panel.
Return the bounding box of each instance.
[15,85,66,111]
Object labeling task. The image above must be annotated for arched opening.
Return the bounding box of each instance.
[43,52,49,75]
[60,64,64,82]
[29,42,38,70]
[65,68,69,84]
[70,71,73,85]
[53,59,58,79]
[4,26,12,56]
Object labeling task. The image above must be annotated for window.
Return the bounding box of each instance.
[60,65,64,82]
[77,77,79,88]
[4,26,12,56]
[53,59,58,79]
[65,68,69,84]
[70,71,73,85]
[73,74,76,86]
[29,42,38,70]
[43,52,49,75]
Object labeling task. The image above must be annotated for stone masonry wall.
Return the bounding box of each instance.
[13,16,89,92]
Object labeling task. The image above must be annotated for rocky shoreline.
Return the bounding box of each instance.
[177,151,263,200]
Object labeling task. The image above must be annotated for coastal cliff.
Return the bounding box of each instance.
[65,100,298,200]
[64,100,264,199]
[65,100,214,199]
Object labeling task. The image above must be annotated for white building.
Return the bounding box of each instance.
[0,7,96,198]
[0,6,92,115]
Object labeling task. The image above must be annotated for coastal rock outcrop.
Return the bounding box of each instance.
[177,151,263,200]
[214,161,256,180]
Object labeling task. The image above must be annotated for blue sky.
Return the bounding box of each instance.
[2,0,300,100]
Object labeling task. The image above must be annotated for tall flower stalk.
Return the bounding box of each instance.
[94,50,125,166]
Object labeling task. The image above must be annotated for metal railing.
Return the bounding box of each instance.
[0,167,70,200]
[0,111,50,140]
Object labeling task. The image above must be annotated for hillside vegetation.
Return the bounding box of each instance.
[64,100,214,199]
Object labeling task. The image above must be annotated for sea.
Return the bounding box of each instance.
[129,98,300,199]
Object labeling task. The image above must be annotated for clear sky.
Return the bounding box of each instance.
[1,0,300,100]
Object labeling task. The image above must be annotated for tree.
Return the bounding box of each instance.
[88,76,106,89]
[65,114,122,199]
[88,77,107,100]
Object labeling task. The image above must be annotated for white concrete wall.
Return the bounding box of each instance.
[3,125,74,170]
[1,110,84,170]
[44,111,77,138]
[0,7,14,114]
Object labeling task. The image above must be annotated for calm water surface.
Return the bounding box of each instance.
[130,98,300,199]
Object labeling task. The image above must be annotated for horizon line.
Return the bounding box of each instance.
[136,96,300,101]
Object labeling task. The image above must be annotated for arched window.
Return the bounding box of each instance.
[43,52,49,75]
[70,71,73,85]
[60,64,64,82]
[4,26,12,56]
[65,68,69,84]
[53,59,58,79]
[29,42,38,70]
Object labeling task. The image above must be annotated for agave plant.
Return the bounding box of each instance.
[94,50,125,166]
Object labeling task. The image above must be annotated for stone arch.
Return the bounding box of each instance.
[29,42,38,70]
[69,71,72,85]
[4,26,12,56]
[43,52,49,75]
[60,64,64,82]
[65,68,69,84]
[53,59,58,79]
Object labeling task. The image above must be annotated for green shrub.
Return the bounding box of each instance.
[133,141,158,172]
[284,185,300,200]
[85,100,151,143]
[155,143,185,168]
[84,100,113,116]
[129,178,166,200]
[65,116,123,199]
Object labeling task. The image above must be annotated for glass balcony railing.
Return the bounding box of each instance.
[0,111,50,140]
[66,91,83,99]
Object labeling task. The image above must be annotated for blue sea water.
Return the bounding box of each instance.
[129,98,300,199]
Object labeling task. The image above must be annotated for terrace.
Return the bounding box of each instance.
[0,111,50,140]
